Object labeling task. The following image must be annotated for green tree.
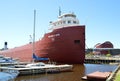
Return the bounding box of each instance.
[106,54,111,57]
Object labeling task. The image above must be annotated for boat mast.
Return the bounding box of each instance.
[59,7,61,16]
[32,10,36,59]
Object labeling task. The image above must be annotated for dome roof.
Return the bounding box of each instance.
[95,41,114,48]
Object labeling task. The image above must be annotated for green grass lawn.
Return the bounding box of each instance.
[114,71,120,81]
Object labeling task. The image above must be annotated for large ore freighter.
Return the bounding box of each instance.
[0,13,85,64]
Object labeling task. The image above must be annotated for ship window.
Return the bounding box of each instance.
[68,21,71,24]
[53,23,56,26]
[74,40,80,44]
[65,15,67,17]
[60,21,62,24]
[83,32,85,35]
[73,21,76,24]
[63,21,66,24]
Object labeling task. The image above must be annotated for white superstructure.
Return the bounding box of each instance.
[49,13,80,30]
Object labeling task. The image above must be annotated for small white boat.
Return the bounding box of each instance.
[15,62,73,74]
[25,62,73,72]
[1,62,73,75]
[25,62,60,73]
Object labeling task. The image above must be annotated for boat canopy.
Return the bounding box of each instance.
[32,53,49,61]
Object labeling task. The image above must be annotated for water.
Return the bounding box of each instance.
[15,64,117,81]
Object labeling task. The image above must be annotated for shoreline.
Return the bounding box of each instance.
[106,64,120,81]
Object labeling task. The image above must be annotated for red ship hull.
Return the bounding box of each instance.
[0,26,85,64]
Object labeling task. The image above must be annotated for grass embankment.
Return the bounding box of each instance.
[114,70,120,81]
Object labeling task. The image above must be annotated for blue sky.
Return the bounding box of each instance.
[0,0,120,49]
